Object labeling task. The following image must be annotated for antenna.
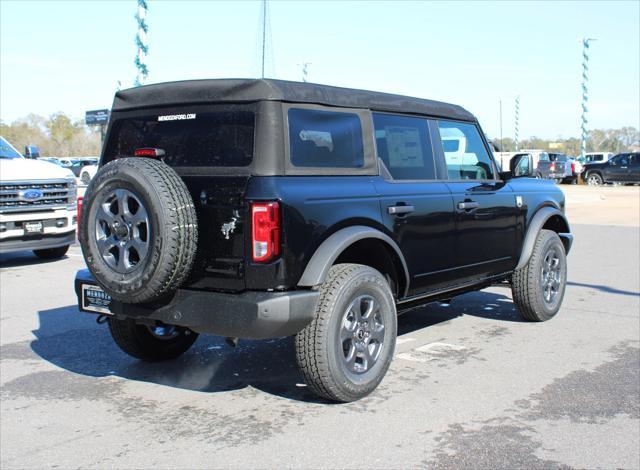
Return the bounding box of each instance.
[261,0,267,78]
[134,0,149,87]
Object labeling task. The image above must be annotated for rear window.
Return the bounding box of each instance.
[104,109,255,167]
[288,108,364,168]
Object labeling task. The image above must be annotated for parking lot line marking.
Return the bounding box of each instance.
[396,337,416,345]
[396,342,467,363]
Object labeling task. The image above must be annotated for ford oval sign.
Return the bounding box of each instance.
[21,189,43,201]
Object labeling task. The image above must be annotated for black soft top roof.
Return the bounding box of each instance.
[112,78,476,122]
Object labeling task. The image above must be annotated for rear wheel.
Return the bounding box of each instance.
[33,245,69,260]
[108,317,198,361]
[295,264,397,402]
[512,229,567,322]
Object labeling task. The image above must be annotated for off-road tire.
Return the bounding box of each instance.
[108,317,198,361]
[33,245,70,260]
[80,157,197,303]
[512,229,567,321]
[295,263,397,402]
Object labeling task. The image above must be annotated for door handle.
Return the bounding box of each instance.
[457,201,480,211]
[388,205,415,215]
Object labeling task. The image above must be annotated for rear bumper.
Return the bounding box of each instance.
[0,230,75,254]
[74,269,319,340]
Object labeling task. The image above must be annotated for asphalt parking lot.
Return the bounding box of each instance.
[1,185,639,469]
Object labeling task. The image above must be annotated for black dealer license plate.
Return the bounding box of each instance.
[81,284,113,314]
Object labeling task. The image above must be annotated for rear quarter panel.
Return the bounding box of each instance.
[244,176,383,290]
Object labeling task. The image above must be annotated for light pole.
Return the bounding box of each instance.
[514,96,520,151]
[134,0,149,87]
[581,38,596,159]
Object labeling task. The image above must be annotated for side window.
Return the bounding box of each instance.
[611,155,629,166]
[288,108,364,168]
[372,113,435,180]
[437,121,495,180]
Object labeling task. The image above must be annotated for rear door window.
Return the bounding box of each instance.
[373,113,435,180]
[436,121,495,180]
[287,108,364,168]
[105,107,255,168]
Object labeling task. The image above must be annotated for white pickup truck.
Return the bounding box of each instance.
[0,137,77,258]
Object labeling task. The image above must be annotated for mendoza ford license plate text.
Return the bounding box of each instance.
[82,284,113,314]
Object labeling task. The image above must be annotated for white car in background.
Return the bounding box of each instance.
[584,152,614,164]
[0,137,77,259]
[79,164,98,185]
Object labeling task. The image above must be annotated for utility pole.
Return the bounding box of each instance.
[581,38,596,159]
[499,100,503,152]
[134,0,149,87]
[260,0,267,78]
[514,96,520,151]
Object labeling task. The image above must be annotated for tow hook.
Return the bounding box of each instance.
[96,314,109,325]
[225,336,239,348]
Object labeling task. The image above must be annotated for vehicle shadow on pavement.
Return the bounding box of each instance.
[0,252,69,268]
[567,281,640,297]
[30,290,521,403]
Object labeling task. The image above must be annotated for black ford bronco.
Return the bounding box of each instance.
[75,79,572,402]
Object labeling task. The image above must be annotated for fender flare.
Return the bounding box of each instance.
[297,225,410,296]
[516,206,573,270]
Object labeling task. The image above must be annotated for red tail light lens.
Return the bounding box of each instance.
[251,202,280,263]
[571,162,576,173]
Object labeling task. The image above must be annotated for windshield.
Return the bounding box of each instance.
[0,137,23,159]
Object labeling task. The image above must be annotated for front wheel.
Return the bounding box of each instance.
[108,318,198,361]
[295,264,397,402]
[511,229,567,321]
[587,172,603,186]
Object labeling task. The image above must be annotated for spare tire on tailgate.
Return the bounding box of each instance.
[79,157,198,303]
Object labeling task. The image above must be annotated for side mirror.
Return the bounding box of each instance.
[510,154,535,177]
[499,171,513,181]
[24,145,40,159]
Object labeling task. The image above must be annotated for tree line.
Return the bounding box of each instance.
[492,127,639,155]
[1,112,638,158]
[0,113,102,157]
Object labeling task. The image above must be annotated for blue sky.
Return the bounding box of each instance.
[1,0,638,140]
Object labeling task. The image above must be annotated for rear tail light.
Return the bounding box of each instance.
[550,163,556,171]
[77,196,83,237]
[571,162,576,173]
[251,201,280,263]
[134,148,165,158]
